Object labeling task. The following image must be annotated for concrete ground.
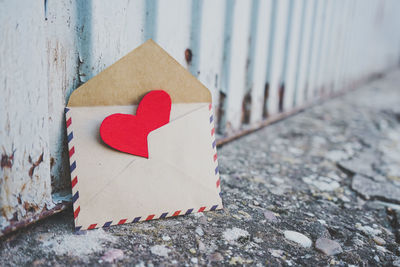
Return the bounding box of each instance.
[1,71,400,266]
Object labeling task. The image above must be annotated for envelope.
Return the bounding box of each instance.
[65,40,223,231]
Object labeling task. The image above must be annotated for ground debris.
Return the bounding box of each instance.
[1,71,400,266]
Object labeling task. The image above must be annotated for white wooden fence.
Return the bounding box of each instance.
[1,0,400,235]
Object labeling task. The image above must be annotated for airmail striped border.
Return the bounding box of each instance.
[74,205,220,232]
[65,107,81,227]
[209,103,222,196]
[65,103,222,232]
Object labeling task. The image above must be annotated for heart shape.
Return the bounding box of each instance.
[100,90,171,158]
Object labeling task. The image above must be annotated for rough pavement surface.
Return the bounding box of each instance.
[1,71,400,266]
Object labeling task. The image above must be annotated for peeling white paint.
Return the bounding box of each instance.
[0,1,53,229]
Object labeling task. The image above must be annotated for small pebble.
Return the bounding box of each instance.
[355,223,382,236]
[253,237,263,244]
[238,210,252,219]
[223,227,250,243]
[162,235,171,241]
[195,227,204,236]
[150,245,170,257]
[284,230,312,248]
[393,259,400,267]
[189,248,196,254]
[197,239,206,253]
[373,236,386,246]
[191,257,198,264]
[263,210,278,223]
[374,255,380,262]
[315,238,343,256]
[209,252,223,262]
[269,249,284,258]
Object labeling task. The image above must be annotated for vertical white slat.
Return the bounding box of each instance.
[306,0,326,101]
[332,0,349,92]
[224,0,252,132]
[344,0,358,89]
[295,0,316,107]
[156,0,192,67]
[313,0,334,97]
[391,0,400,67]
[0,2,53,227]
[343,1,357,89]
[335,1,355,91]
[322,0,340,94]
[367,0,378,75]
[366,0,376,74]
[87,0,146,79]
[393,0,400,66]
[46,0,82,192]
[368,0,378,73]
[250,0,274,124]
[351,0,364,83]
[283,0,304,111]
[267,0,290,115]
[197,0,226,112]
[242,0,261,124]
[382,0,400,69]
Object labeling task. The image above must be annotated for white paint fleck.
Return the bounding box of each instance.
[40,229,117,258]
[150,245,170,257]
[195,226,204,236]
[223,227,250,243]
[100,248,124,263]
[326,150,348,162]
[355,223,382,236]
[162,235,171,241]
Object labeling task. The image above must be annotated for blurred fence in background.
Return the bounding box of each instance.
[1,0,400,236]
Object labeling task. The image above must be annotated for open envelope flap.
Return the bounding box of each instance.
[67,40,211,107]
[65,103,222,231]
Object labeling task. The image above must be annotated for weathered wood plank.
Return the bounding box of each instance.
[223,0,252,133]
[197,0,226,113]
[250,0,273,124]
[0,1,53,230]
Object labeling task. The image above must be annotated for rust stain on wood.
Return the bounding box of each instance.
[241,90,252,124]
[1,151,14,169]
[185,48,192,65]
[0,203,68,239]
[28,153,44,178]
[278,82,285,113]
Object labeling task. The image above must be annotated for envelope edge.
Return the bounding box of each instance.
[65,103,223,232]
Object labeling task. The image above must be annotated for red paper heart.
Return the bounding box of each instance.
[100,90,171,158]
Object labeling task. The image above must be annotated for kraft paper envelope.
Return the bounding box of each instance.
[65,40,223,231]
